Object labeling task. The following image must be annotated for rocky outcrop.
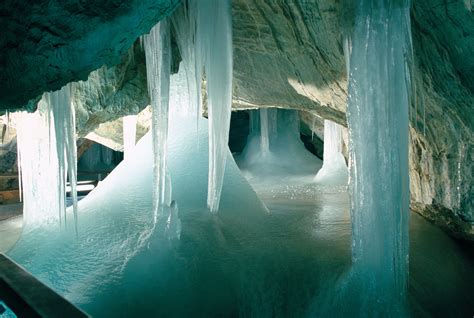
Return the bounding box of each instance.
[85,106,151,151]
[407,1,474,239]
[73,41,149,137]
[0,0,180,112]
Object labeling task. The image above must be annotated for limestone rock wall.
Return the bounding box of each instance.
[73,41,149,137]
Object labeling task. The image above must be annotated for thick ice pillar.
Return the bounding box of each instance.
[17,85,78,230]
[123,115,137,160]
[347,0,411,312]
[17,100,60,227]
[144,19,171,217]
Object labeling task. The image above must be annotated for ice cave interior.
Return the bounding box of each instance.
[0,0,473,317]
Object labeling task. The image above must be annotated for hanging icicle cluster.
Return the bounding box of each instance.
[17,85,78,231]
[145,0,233,214]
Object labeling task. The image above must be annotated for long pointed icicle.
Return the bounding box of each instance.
[346,0,411,313]
[48,85,78,232]
[144,19,172,219]
[195,0,233,213]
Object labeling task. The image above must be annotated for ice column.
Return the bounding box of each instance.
[346,0,411,311]
[144,19,171,218]
[259,109,270,154]
[195,0,233,213]
[48,85,78,231]
[314,120,347,185]
[16,100,60,227]
[17,86,78,229]
[123,115,137,160]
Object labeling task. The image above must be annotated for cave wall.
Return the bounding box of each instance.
[0,0,472,240]
[0,0,180,112]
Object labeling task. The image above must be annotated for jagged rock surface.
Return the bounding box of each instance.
[73,41,149,138]
[0,0,180,112]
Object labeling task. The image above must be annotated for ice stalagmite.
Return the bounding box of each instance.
[194,0,233,213]
[144,19,172,217]
[314,120,348,186]
[123,115,137,160]
[48,85,78,231]
[237,109,321,186]
[346,0,411,312]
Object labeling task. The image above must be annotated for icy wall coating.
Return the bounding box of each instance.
[0,0,473,239]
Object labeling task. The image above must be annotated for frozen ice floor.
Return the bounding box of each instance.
[2,192,473,317]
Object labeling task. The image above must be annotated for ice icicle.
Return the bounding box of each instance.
[194,0,233,213]
[47,85,78,231]
[171,0,198,117]
[144,19,171,217]
[123,115,137,160]
[259,109,270,154]
[346,0,411,313]
[314,120,348,186]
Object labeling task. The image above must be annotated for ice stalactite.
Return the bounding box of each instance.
[171,1,198,119]
[17,85,78,230]
[48,85,78,232]
[314,120,348,186]
[123,115,137,160]
[346,0,411,313]
[194,0,233,213]
[144,19,172,219]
